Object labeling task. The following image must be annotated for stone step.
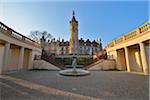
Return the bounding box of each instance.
[65,65,84,68]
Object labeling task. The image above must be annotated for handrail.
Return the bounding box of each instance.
[0,21,41,48]
[41,50,65,69]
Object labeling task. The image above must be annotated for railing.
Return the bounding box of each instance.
[41,50,65,69]
[84,49,107,68]
[0,22,41,48]
[107,21,150,48]
[107,41,115,48]
[124,30,137,40]
[139,21,150,33]
[115,36,124,44]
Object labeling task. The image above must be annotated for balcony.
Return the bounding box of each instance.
[107,21,150,48]
[0,22,41,48]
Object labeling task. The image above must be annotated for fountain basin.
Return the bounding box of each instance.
[59,69,90,76]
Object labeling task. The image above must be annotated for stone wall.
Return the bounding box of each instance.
[88,59,116,71]
[33,60,60,70]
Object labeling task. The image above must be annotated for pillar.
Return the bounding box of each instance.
[139,42,148,75]
[18,47,24,70]
[124,47,131,72]
[2,42,10,74]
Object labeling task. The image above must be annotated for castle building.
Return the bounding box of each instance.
[42,11,102,55]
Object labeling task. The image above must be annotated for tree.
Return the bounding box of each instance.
[28,31,53,43]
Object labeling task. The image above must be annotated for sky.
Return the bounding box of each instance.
[0,0,149,48]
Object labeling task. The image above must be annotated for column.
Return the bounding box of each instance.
[18,47,24,70]
[139,42,148,75]
[124,47,131,72]
[2,42,10,74]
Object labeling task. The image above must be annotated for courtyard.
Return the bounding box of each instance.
[0,1,149,100]
[0,71,149,100]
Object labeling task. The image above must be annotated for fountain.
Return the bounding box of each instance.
[59,56,90,76]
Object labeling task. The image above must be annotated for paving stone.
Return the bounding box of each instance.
[1,71,148,100]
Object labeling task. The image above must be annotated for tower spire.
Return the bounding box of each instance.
[73,10,75,16]
[71,10,77,22]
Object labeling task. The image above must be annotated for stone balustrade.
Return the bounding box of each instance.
[115,36,124,44]
[139,21,150,33]
[107,21,150,48]
[107,41,115,48]
[0,22,41,48]
[124,30,137,40]
[11,31,23,40]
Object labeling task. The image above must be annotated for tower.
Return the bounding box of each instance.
[69,11,79,54]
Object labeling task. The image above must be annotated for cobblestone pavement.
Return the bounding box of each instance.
[0,71,149,100]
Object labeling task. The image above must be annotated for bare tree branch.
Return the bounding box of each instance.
[28,31,53,43]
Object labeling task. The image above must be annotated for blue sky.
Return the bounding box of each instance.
[0,0,149,47]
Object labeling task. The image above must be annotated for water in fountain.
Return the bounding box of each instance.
[59,56,90,76]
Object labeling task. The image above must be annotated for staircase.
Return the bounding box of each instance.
[41,50,65,69]
[65,65,84,69]
[88,59,116,71]
[85,59,105,69]
[84,49,107,69]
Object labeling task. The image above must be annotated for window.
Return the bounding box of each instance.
[61,47,63,51]
[95,48,97,52]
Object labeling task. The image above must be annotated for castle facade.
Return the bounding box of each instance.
[42,11,102,55]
